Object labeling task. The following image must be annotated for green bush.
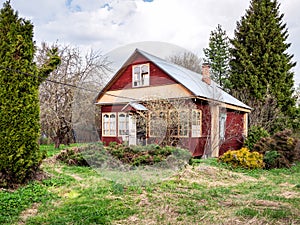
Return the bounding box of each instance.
[263,151,280,169]
[253,129,300,168]
[219,147,264,169]
[244,126,269,150]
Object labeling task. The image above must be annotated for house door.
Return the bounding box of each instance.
[128,114,136,145]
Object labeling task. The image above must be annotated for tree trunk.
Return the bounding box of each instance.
[54,136,61,149]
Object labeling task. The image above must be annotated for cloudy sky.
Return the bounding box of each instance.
[8,0,300,85]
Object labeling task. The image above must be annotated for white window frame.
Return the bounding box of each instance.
[118,113,129,136]
[102,113,116,137]
[192,109,202,137]
[132,63,150,87]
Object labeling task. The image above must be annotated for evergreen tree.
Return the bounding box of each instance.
[0,1,60,187]
[203,24,230,89]
[229,0,296,131]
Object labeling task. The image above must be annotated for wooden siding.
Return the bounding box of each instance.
[101,104,125,113]
[219,110,245,155]
[98,84,193,104]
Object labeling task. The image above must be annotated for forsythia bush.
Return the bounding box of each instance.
[219,147,265,169]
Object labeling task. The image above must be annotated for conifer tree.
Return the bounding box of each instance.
[0,1,60,187]
[229,0,296,131]
[203,24,230,89]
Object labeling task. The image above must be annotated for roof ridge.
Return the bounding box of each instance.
[136,48,203,76]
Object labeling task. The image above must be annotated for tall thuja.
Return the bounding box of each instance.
[229,0,296,131]
[0,1,60,187]
[203,24,231,89]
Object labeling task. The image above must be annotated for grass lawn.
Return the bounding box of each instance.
[1,145,299,225]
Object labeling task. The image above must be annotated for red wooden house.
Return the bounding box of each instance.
[95,49,251,157]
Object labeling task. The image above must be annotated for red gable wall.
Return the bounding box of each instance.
[108,55,178,91]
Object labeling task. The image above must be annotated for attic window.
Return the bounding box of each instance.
[132,63,150,87]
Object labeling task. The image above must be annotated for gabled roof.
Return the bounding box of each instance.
[96,48,251,111]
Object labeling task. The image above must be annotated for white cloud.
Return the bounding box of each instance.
[7,0,300,84]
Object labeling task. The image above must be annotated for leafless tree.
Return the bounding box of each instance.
[231,88,283,132]
[166,51,202,73]
[37,43,111,148]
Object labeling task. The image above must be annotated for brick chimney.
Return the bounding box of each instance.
[202,63,211,85]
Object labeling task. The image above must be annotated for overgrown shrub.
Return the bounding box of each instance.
[106,143,190,167]
[56,147,89,166]
[219,147,264,169]
[55,143,117,168]
[56,142,191,168]
[252,129,300,169]
[244,126,269,150]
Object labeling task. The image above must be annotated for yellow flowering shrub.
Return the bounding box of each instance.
[219,147,264,169]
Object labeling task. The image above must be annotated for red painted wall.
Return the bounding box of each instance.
[219,110,245,155]
[109,59,177,91]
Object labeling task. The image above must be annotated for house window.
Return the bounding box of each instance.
[169,110,189,137]
[118,113,129,135]
[219,113,227,140]
[132,63,150,87]
[102,113,116,136]
[192,110,202,137]
[149,111,167,137]
[149,109,190,138]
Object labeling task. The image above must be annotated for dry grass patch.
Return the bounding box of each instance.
[18,203,40,224]
[172,165,258,187]
[116,163,300,225]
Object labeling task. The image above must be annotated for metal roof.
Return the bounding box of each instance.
[136,49,251,110]
[121,102,148,111]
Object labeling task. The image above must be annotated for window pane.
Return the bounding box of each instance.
[142,74,149,86]
[169,111,179,137]
[103,114,109,135]
[179,111,189,136]
[134,66,140,74]
[141,64,149,74]
[110,114,116,135]
[192,110,201,137]
[119,113,128,135]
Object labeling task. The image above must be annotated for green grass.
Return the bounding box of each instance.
[0,182,55,225]
[0,145,299,224]
[40,144,71,157]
